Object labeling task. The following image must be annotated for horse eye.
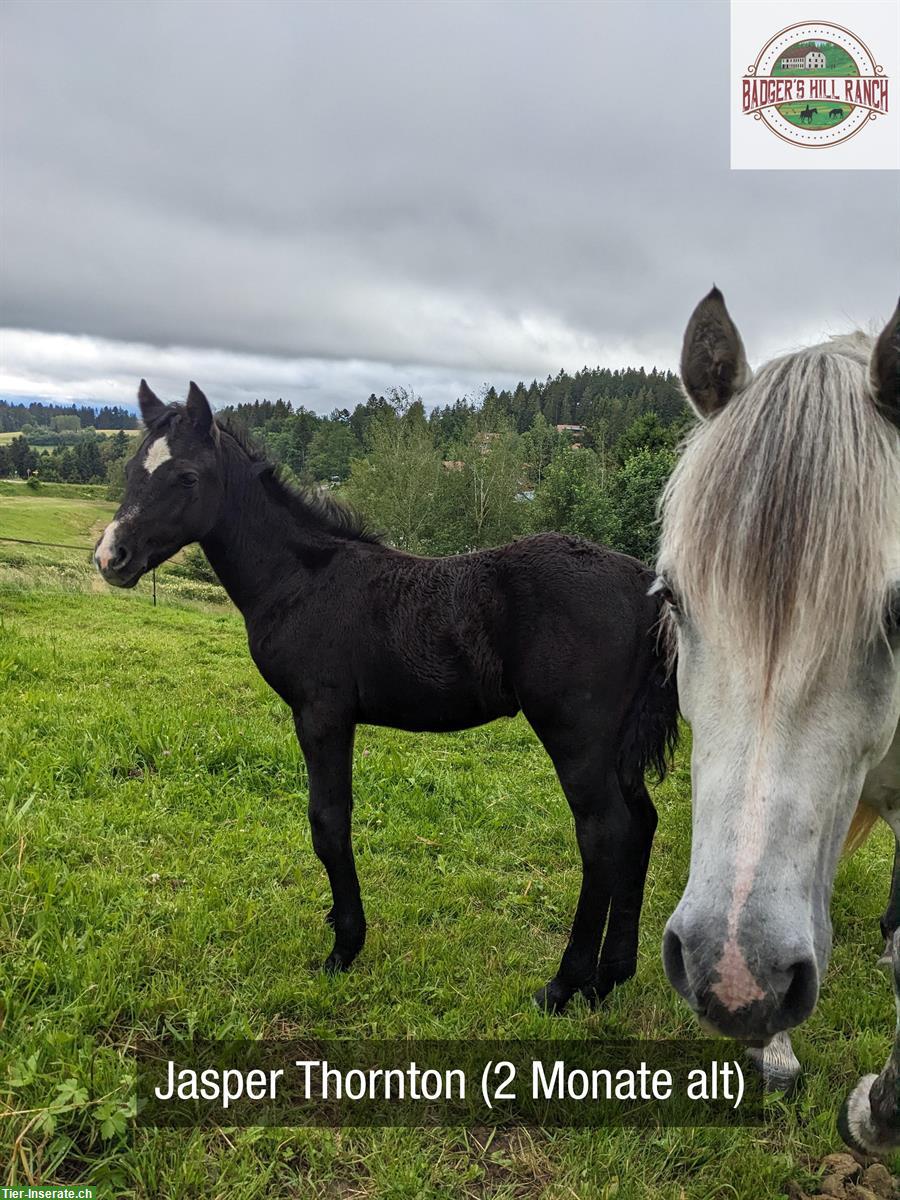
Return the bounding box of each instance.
[179,471,199,488]
[651,577,680,614]
[887,591,900,635]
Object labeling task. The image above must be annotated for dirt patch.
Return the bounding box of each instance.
[788,1154,898,1199]
[460,1126,553,1198]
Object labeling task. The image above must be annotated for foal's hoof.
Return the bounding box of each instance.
[533,980,574,1015]
[321,934,365,974]
[581,959,637,1008]
[322,949,352,974]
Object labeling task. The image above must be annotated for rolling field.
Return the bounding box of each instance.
[0,489,115,544]
[0,483,227,605]
[0,497,896,1198]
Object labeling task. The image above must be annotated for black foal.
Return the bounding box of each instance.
[95,381,678,1012]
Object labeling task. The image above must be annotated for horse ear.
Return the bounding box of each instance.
[186,381,215,437]
[137,379,167,425]
[680,287,751,418]
[869,299,900,430]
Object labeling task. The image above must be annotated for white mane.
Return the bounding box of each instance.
[658,332,900,690]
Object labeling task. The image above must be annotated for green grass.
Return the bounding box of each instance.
[0,519,896,1196]
[0,480,110,500]
[0,485,228,606]
[0,491,114,545]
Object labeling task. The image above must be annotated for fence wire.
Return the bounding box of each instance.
[0,535,157,604]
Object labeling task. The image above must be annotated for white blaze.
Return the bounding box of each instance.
[144,435,172,474]
[95,518,121,570]
[94,505,138,571]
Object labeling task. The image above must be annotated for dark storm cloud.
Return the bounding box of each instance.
[0,0,897,410]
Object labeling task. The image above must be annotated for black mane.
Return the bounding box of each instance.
[145,403,379,544]
[215,413,381,545]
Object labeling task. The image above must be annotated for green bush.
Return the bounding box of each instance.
[167,545,221,586]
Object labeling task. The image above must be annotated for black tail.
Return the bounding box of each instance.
[617,630,679,789]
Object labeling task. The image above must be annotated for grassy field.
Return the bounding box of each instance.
[0,499,896,1198]
[0,479,110,500]
[0,483,227,605]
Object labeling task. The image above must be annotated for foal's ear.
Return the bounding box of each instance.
[680,287,751,418]
[186,381,216,438]
[869,299,900,430]
[137,379,167,425]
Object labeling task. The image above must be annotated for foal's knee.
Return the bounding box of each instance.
[308,803,349,859]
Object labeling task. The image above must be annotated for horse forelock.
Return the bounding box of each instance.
[658,333,900,690]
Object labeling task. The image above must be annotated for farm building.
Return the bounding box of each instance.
[779,44,826,70]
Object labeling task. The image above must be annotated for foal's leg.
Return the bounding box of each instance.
[295,713,365,972]
[581,777,657,1007]
[530,731,629,1015]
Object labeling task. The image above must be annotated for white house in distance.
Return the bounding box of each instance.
[779,43,827,70]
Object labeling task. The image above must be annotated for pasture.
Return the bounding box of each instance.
[0,488,896,1199]
[0,483,226,605]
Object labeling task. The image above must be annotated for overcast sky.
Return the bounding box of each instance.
[1,0,897,414]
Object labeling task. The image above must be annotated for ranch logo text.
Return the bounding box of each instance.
[741,21,888,148]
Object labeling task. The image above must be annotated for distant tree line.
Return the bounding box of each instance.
[0,430,134,495]
[0,399,139,432]
[216,365,690,564]
[0,364,691,564]
[217,365,685,485]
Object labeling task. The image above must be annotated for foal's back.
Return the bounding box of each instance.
[492,534,663,743]
[283,530,662,738]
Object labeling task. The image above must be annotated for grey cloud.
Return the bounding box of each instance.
[0,328,523,414]
[0,0,897,408]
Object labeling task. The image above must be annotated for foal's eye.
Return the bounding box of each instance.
[179,471,199,488]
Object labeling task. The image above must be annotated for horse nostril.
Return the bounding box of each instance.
[111,544,131,571]
[779,958,819,1026]
[662,925,691,1001]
